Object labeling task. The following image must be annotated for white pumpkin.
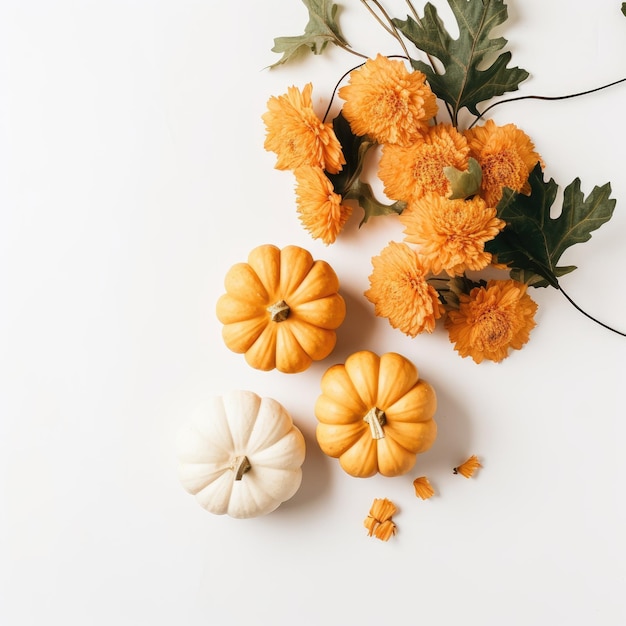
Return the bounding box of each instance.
[177,390,306,519]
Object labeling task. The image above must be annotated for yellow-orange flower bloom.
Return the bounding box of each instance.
[338,54,437,146]
[464,119,542,206]
[364,241,442,337]
[400,193,505,276]
[294,166,352,244]
[379,124,470,201]
[453,455,482,478]
[445,279,538,363]
[263,83,345,174]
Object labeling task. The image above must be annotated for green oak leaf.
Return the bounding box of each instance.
[444,157,482,199]
[485,164,616,288]
[394,0,529,124]
[326,111,368,192]
[327,112,405,225]
[270,0,348,68]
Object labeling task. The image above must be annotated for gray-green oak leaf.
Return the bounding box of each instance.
[270,0,348,67]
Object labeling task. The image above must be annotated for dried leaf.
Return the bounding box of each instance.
[270,0,348,68]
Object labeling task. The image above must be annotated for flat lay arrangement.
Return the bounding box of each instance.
[177,0,625,543]
[4,2,625,623]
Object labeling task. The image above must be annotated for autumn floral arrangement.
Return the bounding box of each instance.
[262,0,626,364]
[179,0,625,539]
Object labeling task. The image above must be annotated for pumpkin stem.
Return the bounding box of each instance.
[233,455,252,481]
[267,300,290,323]
[363,407,386,440]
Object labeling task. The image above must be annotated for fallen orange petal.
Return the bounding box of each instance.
[453,454,482,478]
[369,497,397,522]
[363,515,378,537]
[374,519,396,541]
[413,476,435,499]
[364,498,398,540]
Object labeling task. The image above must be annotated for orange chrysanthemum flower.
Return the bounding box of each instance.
[399,193,505,276]
[464,119,542,207]
[364,241,442,337]
[379,124,470,202]
[263,83,345,174]
[294,166,352,244]
[364,498,397,541]
[454,455,482,478]
[338,54,438,146]
[445,279,538,363]
[413,476,435,500]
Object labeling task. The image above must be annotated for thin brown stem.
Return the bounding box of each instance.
[335,40,369,60]
[406,0,420,20]
[360,0,396,37]
[373,0,412,59]
[322,63,364,123]
[469,77,626,129]
[362,0,411,60]
[558,284,626,337]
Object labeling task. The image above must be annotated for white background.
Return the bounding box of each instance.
[2,1,626,624]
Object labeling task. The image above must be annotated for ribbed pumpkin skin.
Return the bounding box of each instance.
[177,390,306,519]
[315,351,437,477]
[216,244,346,373]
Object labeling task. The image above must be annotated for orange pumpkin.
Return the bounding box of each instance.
[315,351,437,477]
[216,244,346,373]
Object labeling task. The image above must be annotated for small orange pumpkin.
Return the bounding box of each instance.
[216,244,346,373]
[315,351,437,477]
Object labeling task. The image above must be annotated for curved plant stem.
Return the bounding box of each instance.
[361,0,396,38]
[334,41,369,60]
[469,77,626,128]
[322,63,363,123]
[406,0,420,20]
[371,0,412,60]
[558,284,626,337]
[361,0,411,60]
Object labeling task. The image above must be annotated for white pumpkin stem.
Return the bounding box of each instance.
[363,407,386,440]
[233,455,252,481]
[267,300,290,322]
